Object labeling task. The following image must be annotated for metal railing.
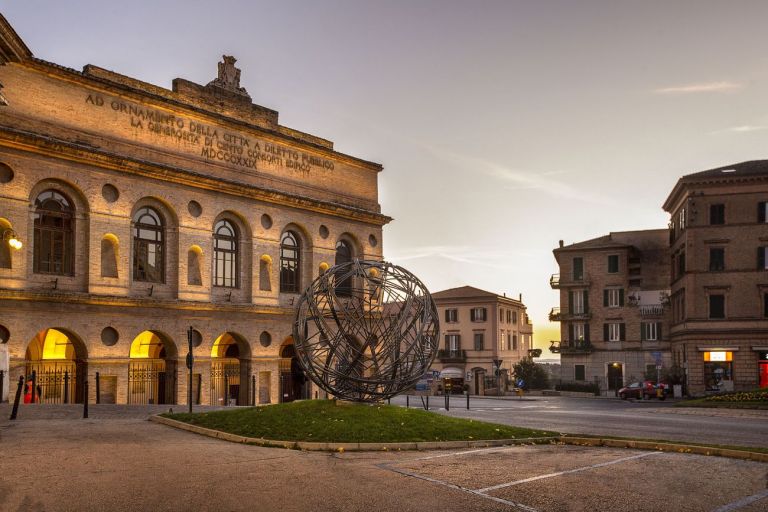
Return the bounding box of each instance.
[549,340,593,354]
[437,349,467,361]
[550,273,590,289]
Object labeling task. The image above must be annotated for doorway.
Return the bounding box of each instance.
[607,362,623,391]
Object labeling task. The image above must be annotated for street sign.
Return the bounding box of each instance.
[493,359,503,368]
[652,351,663,364]
[186,352,194,370]
[656,365,662,371]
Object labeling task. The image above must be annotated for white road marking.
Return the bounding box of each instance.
[381,464,539,512]
[475,451,663,493]
[711,488,768,512]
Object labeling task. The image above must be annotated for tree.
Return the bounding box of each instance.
[512,357,550,390]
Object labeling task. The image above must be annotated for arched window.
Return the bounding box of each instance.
[133,207,164,283]
[33,190,74,275]
[280,231,300,293]
[213,219,238,288]
[335,239,353,296]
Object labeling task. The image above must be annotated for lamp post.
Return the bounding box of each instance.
[186,326,195,414]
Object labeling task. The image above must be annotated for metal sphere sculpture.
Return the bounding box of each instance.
[293,260,439,402]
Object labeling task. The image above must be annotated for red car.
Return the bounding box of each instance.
[618,381,664,400]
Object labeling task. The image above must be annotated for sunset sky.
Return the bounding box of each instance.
[5,1,768,353]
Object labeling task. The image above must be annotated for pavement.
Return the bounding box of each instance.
[1,403,768,511]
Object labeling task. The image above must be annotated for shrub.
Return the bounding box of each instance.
[555,381,600,396]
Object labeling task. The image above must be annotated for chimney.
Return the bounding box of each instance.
[518,293,522,301]
[558,240,564,248]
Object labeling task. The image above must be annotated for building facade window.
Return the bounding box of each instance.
[473,332,484,351]
[132,206,164,283]
[570,323,587,342]
[573,257,584,281]
[512,311,517,324]
[470,307,487,322]
[506,309,512,323]
[445,308,458,323]
[640,322,661,341]
[709,294,725,319]
[758,246,768,270]
[604,288,624,308]
[506,332,512,350]
[279,231,300,293]
[512,334,518,350]
[677,250,686,277]
[33,190,74,275]
[574,364,586,381]
[604,322,625,342]
[608,254,619,273]
[764,293,768,318]
[334,239,353,296]
[213,219,238,288]
[759,201,768,223]
[570,290,588,314]
[679,208,686,231]
[709,248,725,271]
[445,334,460,352]
[710,204,725,225]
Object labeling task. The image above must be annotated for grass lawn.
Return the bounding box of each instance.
[165,399,557,443]
[675,389,768,410]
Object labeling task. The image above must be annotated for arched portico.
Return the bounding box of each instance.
[128,331,177,404]
[24,328,87,404]
[210,332,251,405]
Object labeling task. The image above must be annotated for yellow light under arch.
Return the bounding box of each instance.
[41,329,75,360]
[211,333,237,358]
[130,331,165,359]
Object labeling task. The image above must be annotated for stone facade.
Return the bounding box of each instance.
[0,15,388,404]
[430,286,533,395]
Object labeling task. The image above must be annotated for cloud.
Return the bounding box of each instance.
[723,125,767,133]
[653,81,744,94]
[388,245,537,270]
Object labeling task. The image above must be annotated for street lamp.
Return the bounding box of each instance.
[2,229,22,250]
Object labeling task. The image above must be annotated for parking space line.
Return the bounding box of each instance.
[711,488,768,512]
[381,464,539,512]
[475,451,663,493]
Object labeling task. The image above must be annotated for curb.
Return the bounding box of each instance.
[149,415,768,461]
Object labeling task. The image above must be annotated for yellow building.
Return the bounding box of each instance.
[0,15,389,404]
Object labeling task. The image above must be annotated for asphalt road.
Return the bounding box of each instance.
[391,395,768,448]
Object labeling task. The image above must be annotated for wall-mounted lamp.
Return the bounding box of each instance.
[2,229,22,250]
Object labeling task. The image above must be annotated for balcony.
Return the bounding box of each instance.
[548,307,591,322]
[639,304,665,318]
[549,340,593,354]
[550,273,590,289]
[437,349,467,363]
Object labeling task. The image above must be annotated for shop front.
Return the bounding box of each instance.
[758,351,768,388]
[703,350,734,392]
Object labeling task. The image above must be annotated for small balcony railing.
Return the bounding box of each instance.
[639,304,665,318]
[549,340,593,354]
[550,273,590,289]
[549,307,591,322]
[437,349,467,362]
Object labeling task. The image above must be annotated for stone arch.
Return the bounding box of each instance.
[128,330,178,404]
[100,233,119,278]
[279,336,308,402]
[210,331,251,405]
[24,328,88,404]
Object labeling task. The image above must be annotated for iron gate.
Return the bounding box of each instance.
[210,359,240,405]
[128,359,176,405]
[24,361,82,404]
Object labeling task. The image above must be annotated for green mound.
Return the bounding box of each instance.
[676,389,768,409]
[165,400,557,443]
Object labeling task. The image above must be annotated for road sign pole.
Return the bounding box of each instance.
[187,326,194,414]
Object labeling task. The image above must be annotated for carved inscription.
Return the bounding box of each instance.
[85,94,334,173]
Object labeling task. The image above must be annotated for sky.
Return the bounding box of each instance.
[5,1,768,354]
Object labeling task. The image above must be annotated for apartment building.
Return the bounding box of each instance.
[430,286,533,395]
[550,230,672,392]
[552,161,768,395]
[663,161,768,394]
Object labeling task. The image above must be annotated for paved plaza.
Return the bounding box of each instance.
[1,404,767,511]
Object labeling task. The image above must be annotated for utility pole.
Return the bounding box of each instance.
[187,326,195,414]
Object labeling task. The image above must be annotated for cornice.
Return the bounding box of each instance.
[0,288,293,315]
[0,126,393,226]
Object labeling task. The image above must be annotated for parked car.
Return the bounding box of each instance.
[618,381,660,400]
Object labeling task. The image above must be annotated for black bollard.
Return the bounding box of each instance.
[387,397,391,405]
[406,395,409,408]
[83,380,88,419]
[63,371,69,404]
[252,375,256,406]
[445,393,450,411]
[466,392,470,410]
[95,372,100,404]
[426,395,429,411]
[0,370,4,404]
[224,374,229,406]
[10,376,23,420]
[30,370,36,404]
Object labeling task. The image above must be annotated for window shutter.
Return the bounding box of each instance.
[603,289,608,307]
[759,247,766,270]
[482,308,487,320]
[640,323,646,341]
[759,202,766,223]
[619,289,625,307]
[444,335,450,349]
[569,291,574,313]
[445,310,450,322]
[657,322,662,341]
[603,323,609,341]
[584,323,590,342]
[583,291,589,313]
[470,309,476,322]
[620,323,626,341]
[568,323,574,341]
[457,335,461,351]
